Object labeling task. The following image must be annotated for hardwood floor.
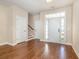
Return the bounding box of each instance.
[0,40,78,59]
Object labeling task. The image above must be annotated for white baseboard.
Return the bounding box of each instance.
[12,39,34,46]
[64,43,72,46]
[0,39,33,46]
[0,42,15,46]
[72,47,79,58]
[40,40,72,46]
[78,53,79,58]
[76,52,79,58]
[26,38,34,41]
[0,42,9,45]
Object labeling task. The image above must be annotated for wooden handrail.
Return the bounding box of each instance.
[28,25,34,30]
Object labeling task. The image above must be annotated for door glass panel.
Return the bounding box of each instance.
[60,18,65,40]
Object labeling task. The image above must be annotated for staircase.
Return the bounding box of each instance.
[28,25,35,39]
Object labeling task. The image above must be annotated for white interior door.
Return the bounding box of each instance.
[48,18,61,43]
[16,16,27,43]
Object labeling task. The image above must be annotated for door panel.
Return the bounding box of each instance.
[48,18,61,43]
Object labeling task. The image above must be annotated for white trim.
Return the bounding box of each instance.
[64,43,72,46]
[0,42,16,46]
[12,39,34,46]
[0,39,34,46]
[40,40,72,45]
[26,38,34,41]
[78,53,79,58]
[73,47,79,58]
[0,42,9,45]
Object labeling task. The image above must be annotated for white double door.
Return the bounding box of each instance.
[16,16,28,43]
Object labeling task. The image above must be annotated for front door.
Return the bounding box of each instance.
[45,12,65,43]
[48,18,61,43]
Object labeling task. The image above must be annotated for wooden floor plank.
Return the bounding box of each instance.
[0,40,78,59]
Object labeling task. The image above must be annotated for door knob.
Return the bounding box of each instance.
[24,30,26,32]
[58,28,60,32]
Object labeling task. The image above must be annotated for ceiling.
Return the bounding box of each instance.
[0,0,74,14]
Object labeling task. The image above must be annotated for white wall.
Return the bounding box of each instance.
[10,5,28,44]
[0,5,9,43]
[66,6,73,45]
[40,12,46,40]
[0,5,28,45]
[28,14,34,28]
[40,6,73,45]
[33,14,41,39]
[73,0,79,57]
